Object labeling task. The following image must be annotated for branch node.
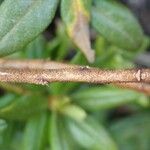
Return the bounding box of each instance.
[135,69,141,82]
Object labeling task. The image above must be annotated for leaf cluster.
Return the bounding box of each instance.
[0,0,149,150]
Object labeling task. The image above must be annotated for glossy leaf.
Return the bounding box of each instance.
[71,87,145,111]
[110,113,150,150]
[22,112,48,150]
[92,0,144,51]
[66,117,118,150]
[61,0,95,63]
[0,0,58,56]
[0,94,48,120]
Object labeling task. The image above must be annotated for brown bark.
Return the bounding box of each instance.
[0,67,149,85]
[0,59,149,95]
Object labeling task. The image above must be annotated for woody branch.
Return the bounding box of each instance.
[0,59,149,95]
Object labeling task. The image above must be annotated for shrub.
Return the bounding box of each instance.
[0,0,149,150]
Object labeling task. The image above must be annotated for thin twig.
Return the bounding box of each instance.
[0,67,149,84]
[0,59,149,95]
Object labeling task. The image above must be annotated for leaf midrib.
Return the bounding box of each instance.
[0,0,39,43]
[93,8,136,47]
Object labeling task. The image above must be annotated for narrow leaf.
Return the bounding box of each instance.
[110,113,150,150]
[0,0,58,56]
[92,0,144,51]
[22,112,48,150]
[0,121,15,149]
[50,112,73,150]
[0,119,7,133]
[0,94,48,120]
[66,117,118,150]
[61,0,95,63]
[71,87,145,111]
[22,35,47,59]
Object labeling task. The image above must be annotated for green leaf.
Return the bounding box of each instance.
[0,121,15,149]
[0,0,58,56]
[50,112,73,150]
[61,0,95,63]
[55,23,71,61]
[50,112,64,150]
[0,119,7,133]
[66,117,118,150]
[110,113,150,150]
[22,112,48,150]
[71,87,144,111]
[0,94,16,109]
[60,104,87,121]
[0,0,3,4]
[0,94,48,120]
[21,35,47,59]
[92,0,144,51]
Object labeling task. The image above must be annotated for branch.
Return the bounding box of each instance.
[0,67,149,85]
[0,59,149,95]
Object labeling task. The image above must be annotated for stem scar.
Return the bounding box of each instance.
[135,69,141,82]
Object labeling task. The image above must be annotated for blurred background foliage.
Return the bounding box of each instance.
[0,0,150,150]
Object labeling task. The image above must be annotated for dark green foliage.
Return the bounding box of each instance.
[0,119,7,133]
[0,94,48,120]
[110,113,150,150]
[71,86,148,111]
[65,117,117,150]
[0,0,58,56]
[0,0,3,4]
[92,0,144,51]
[22,113,48,150]
[0,0,149,150]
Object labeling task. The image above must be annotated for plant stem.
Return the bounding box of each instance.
[0,59,149,95]
[0,67,149,84]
